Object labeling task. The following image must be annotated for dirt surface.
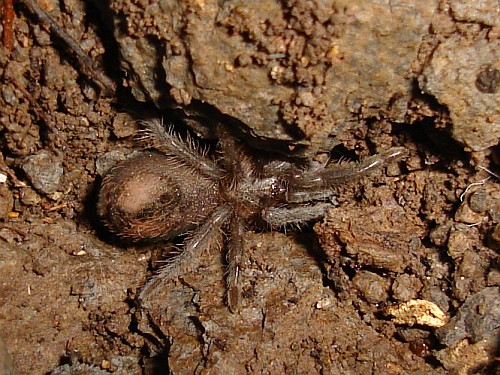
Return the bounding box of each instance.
[0,1,499,374]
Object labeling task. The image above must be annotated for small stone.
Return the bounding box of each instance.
[397,327,431,343]
[20,187,41,206]
[420,286,450,313]
[475,65,499,94]
[386,161,403,177]
[353,271,390,304]
[447,230,471,261]
[436,287,500,346]
[95,149,129,176]
[468,188,488,213]
[33,24,52,46]
[487,265,500,286]
[21,151,63,194]
[112,114,136,139]
[429,222,452,247]
[296,91,315,107]
[315,297,332,309]
[169,87,192,106]
[391,274,423,302]
[454,201,484,224]
[2,85,18,106]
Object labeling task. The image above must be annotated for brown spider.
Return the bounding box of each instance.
[98,119,407,311]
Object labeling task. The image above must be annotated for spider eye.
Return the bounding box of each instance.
[270,179,287,198]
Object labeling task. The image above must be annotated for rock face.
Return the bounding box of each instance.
[108,0,499,155]
[419,36,499,152]
[108,0,440,155]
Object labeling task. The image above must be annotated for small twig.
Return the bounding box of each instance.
[1,224,28,237]
[46,202,68,212]
[1,0,15,51]
[19,0,116,94]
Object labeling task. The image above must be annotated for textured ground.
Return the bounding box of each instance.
[0,1,498,374]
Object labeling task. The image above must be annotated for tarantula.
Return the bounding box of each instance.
[98,119,407,311]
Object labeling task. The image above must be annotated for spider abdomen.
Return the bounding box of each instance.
[98,151,220,241]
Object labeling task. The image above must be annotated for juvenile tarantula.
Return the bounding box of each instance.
[98,119,407,311]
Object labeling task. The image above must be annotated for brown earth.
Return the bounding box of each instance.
[0,1,498,374]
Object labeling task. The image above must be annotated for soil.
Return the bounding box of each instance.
[0,1,499,375]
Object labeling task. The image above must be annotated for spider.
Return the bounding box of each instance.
[97,119,408,311]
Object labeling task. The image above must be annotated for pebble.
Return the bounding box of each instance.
[352,271,390,304]
[436,287,500,347]
[391,274,423,302]
[19,187,41,206]
[95,149,129,176]
[21,151,63,195]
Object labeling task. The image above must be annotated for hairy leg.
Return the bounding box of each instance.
[226,214,245,312]
[139,205,231,303]
[286,147,408,203]
[262,203,331,227]
[136,119,223,179]
[215,123,255,185]
[215,125,259,312]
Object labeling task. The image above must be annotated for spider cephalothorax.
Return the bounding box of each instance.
[98,119,407,311]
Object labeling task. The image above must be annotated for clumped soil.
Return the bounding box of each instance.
[0,1,499,375]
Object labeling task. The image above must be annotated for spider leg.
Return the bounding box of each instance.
[262,203,331,227]
[214,124,254,312]
[139,205,231,303]
[226,214,245,312]
[215,123,254,184]
[286,147,408,203]
[137,119,223,179]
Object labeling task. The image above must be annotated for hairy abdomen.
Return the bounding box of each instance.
[98,151,221,241]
